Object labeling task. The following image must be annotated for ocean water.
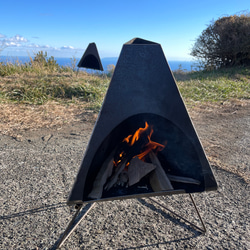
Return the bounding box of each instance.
[101,58,199,72]
[0,55,199,72]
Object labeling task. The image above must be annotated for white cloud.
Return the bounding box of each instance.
[13,34,28,43]
[5,42,19,47]
[25,44,56,50]
[61,45,74,50]
[1,34,29,48]
[1,34,80,56]
[5,34,28,43]
[27,43,40,48]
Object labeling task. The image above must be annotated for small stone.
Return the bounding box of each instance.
[14,135,23,142]
[42,134,52,142]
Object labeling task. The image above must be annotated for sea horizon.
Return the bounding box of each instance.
[0,55,200,72]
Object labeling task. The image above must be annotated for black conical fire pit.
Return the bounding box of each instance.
[55,38,217,249]
[68,38,217,205]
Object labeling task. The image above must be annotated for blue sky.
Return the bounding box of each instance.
[0,0,249,60]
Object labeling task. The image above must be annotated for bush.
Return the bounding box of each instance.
[32,51,59,71]
[106,64,115,77]
[191,13,250,69]
[0,51,63,76]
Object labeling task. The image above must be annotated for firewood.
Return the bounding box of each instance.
[149,151,174,191]
[116,170,129,187]
[167,174,201,185]
[88,148,116,199]
[127,156,156,186]
[104,159,127,191]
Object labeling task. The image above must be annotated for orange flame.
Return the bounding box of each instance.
[118,122,166,163]
[123,122,149,146]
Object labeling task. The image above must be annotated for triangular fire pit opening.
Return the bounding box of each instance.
[85,113,207,202]
[68,37,217,205]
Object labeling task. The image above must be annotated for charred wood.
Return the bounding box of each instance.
[127,156,156,186]
[149,151,174,191]
[116,170,129,187]
[104,159,127,191]
[88,148,116,199]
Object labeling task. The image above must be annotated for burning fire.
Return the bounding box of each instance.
[114,122,166,166]
[89,121,199,199]
[88,121,201,199]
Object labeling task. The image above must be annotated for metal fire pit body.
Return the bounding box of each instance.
[77,42,104,71]
[67,38,217,205]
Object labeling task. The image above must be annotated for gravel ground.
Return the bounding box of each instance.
[0,103,249,249]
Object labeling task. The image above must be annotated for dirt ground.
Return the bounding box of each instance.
[0,100,249,249]
[189,100,250,183]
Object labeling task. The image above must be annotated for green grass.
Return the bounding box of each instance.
[174,66,250,103]
[0,73,109,110]
[0,55,249,112]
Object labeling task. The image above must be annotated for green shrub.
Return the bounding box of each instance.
[191,13,250,69]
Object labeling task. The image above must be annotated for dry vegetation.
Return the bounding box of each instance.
[0,101,96,139]
[0,55,110,137]
[0,55,249,138]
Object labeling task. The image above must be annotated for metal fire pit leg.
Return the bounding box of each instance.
[188,193,207,233]
[148,194,206,234]
[55,202,96,249]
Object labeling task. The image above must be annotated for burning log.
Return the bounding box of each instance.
[149,151,174,191]
[88,148,116,199]
[127,156,156,186]
[104,159,127,191]
[116,170,129,187]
